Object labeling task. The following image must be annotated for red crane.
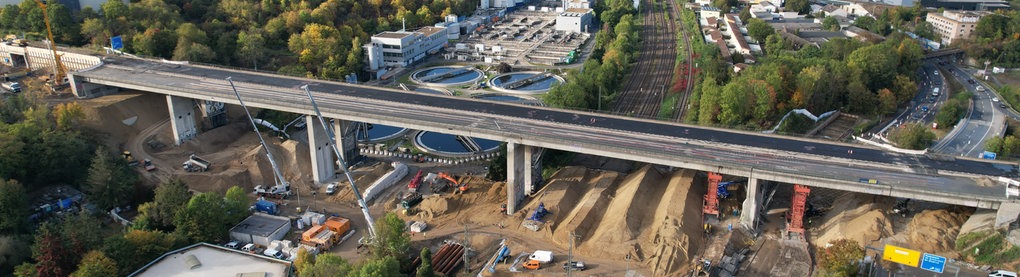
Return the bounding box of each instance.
[787,184,811,235]
[703,172,722,216]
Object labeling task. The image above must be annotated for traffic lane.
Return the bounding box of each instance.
[947,66,1001,157]
[95,58,1018,177]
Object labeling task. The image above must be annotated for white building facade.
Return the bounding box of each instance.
[365,26,449,69]
[555,8,594,33]
[926,10,985,45]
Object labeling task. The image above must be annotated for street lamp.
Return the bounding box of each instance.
[984,60,991,76]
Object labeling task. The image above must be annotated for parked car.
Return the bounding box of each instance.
[224,241,240,249]
[563,261,586,271]
[325,182,338,195]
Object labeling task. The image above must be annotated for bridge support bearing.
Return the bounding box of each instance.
[333,119,362,167]
[307,115,336,184]
[995,202,1020,229]
[740,177,761,231]
[506,142,533,214]
[167,95,198,145]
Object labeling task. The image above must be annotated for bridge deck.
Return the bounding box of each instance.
[70,57,1019,208]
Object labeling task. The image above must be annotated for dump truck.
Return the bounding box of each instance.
[400,192,423,209]
[2,70,27,82]
[182,154,210,172]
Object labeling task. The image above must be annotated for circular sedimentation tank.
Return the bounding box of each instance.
[414,132,501,156]
[410,66,484,87]
[489,71,564,94]
[356,123,407,143]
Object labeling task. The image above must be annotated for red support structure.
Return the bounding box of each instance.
[703,172,723,216]
[787,185,811,235]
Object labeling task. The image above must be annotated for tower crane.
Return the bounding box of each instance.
[33,0,68,88]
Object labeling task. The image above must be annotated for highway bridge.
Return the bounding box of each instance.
[67,56,1020,228]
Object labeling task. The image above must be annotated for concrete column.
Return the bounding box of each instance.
[506,142,526,214]
[333,119,362,167]
[740,177,762,231]
[995,202,1020,229]
[307,115,335,184]
[524,146,540,195]
[167,95,197,145]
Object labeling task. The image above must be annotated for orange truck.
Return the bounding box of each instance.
[301,216,352,251]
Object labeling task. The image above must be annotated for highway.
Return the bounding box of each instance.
[935,64,1006,157]
[70,56,1020,207]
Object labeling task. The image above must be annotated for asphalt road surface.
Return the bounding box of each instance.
[936,64,1006,158]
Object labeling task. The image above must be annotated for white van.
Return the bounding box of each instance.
[990,270,1018,277]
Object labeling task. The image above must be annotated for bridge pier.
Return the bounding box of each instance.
[333,119,362,167]
[740,177,762,231]
[506,142,539,214]
[167,95,198,145]
[307,115,335,184]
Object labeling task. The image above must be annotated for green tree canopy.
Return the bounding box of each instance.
[70,251,118,277]
[369,213,410,262]
[173,192,227,243]
[85,146,137,211]
[746,18,775,43]
[135,179,191,231]
[0,179,29,234]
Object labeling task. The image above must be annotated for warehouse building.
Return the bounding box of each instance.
[129,243,292,277]
[229,213,291,247]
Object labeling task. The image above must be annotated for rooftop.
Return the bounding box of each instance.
[375,32,414,39]
[229,213,291,237]
[129,243,291,277]
[419,26,446,37]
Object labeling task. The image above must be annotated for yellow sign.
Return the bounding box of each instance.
[882,245,921,267]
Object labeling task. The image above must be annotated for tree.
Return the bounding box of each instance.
[889,123,935,150]
[299,253,353,277]
[914,21,939,41]
[746,19,774,43]
[236,30,266,69]
[370,213,410,262]
[70,251,117,277]
[486,144,507,181]
[353,256,401,276]
[53,103,84,131]
[85,146,136,211]
[816,239,863,277]
[31,223,73,277]
[102,230,181,276]
[785,0,809,14]
[0,235,31,275]
[293,247,314,274]
[416,247,436,277]
[848,43,897,91]
[0,179,28,234]
[223,186,250,225]
[822,17,840,31]
[173,192,227,243]
[739,6,752,23]
[135,179,191,231]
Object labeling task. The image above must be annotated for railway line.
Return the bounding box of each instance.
[671,0,695,122]
[611,0,678,118]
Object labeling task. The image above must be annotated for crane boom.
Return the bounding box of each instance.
[301,85,376,240]
[33,0,67,85]
[227,77,289,189]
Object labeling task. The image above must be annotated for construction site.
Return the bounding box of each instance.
[74,91,1018,276]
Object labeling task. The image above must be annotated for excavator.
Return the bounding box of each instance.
[33,0,69,93]
[435,172,467,193]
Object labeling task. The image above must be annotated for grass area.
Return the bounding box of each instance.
[956,230,1020,267]
[658,93,678,119]
[997,70,1020,87]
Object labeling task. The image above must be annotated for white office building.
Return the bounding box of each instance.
[365,26,448,69]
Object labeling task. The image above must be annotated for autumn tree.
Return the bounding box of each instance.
[889,123,935,150]
[102,230,182,276]
[816,239,863,276]
[30,223,73,277]
[299,253,354,277]
[70,251,117,277]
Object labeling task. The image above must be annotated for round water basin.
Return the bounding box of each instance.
[410,66,483,87]
[415,132,501,155]
[356,123,406,143]
[489,71,563,94]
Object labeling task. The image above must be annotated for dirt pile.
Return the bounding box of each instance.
[418,196,450,220]
[903,208,971,258]
[812,193,893,247]
[515,166,704,275]
[79,92,167,148]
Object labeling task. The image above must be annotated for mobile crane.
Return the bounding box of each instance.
[33,0,69,92]
[227,78,292,199]
[301,85,377,244]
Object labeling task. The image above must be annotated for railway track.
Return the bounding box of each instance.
[610,0,677,118]
[672,0,695,122]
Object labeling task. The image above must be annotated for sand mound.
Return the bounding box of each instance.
[79,92,168,148]
[645,169,702,276]
[548,166,587,182]
[551,171,620,245]
[418,196,450,220]
[903,208,970,258]
[579,165,668,259]
[813,194,893,247]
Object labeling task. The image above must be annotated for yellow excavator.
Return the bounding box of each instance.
[33,0,69,92]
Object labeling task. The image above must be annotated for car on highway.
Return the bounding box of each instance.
[993,97,1000,102]
[968,79,976,84]
[921,106,929,112]
[989,270,1017,277]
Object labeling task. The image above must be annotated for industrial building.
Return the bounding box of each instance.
[364,26,449,70]
[926,10,989,45]
[129,243,292,277]
[229,213,291,247]
[555,8,594,33]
